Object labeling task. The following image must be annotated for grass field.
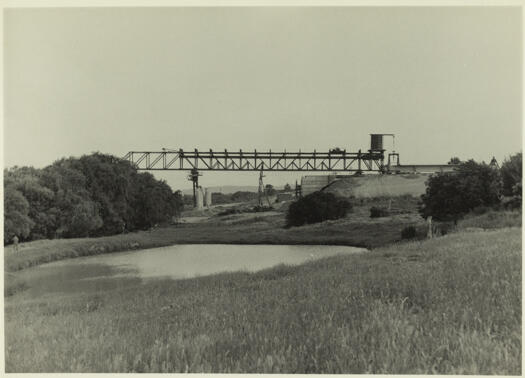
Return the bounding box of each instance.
[458,209,522,230]
[5,227,521,373]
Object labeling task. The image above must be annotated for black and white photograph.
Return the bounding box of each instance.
[2,2,522,374]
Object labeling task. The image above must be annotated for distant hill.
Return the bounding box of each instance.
[181,185,259,196]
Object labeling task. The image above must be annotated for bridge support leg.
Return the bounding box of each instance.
[258,169,265,207]
[188,168,201,208]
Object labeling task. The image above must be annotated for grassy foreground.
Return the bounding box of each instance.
[5,227,521,374]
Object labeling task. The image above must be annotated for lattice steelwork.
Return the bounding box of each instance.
[123,149,386,172]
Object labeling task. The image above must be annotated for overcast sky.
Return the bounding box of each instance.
[4,7,522,190]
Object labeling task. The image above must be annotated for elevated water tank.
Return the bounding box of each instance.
[370,134,384,151]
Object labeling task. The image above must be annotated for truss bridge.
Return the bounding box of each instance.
[123,149,386,173]
[123,134,399,207]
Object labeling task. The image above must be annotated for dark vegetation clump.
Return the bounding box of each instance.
[286,191,351,227]
[4,153,184,244]
[216,208,242,216]
[252,205,274,212]
[370,206,390,218]
[401,225,417,239]
[420,154,522,224]
[419,159,504,223]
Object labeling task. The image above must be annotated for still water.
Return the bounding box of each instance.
[13,244,366,296]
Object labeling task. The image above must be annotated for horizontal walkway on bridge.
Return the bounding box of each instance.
[123,149,387,172]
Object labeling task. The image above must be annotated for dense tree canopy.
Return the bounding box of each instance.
[4,186,34,243]
[419,160,502,223]
[4,153,184,244]
[500,152,522,197]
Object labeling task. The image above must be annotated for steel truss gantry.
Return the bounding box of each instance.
[123,149,386,173]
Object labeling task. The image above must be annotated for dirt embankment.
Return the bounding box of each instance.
[324,174,429,198]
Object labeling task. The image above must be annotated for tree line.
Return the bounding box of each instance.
[4,153,184,244]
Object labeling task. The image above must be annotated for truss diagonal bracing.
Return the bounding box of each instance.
[123,149,385,172]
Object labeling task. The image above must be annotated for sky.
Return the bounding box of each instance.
[4,6,522,190]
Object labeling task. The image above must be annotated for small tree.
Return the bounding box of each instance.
[419,160,502,224]
[265,184,276,196]
[448,157,461,165]
[284,183,292,191]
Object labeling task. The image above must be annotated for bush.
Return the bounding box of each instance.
[370,206,389,218]
[401,226,417,239]
[286,191,351,227]
[419,160,502,223]
[217,208,241,216]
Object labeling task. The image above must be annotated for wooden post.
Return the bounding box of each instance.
[427,216,433,239]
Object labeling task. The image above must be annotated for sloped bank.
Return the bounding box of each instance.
[323,174,429,198]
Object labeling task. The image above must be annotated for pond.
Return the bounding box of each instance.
[11,244,366,297]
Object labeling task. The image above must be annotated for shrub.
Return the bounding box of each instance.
[419,160,502,223]
[401,226,417,239]
[286,191,351,227]
[370,206,389,218]
[217,208,241,216]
